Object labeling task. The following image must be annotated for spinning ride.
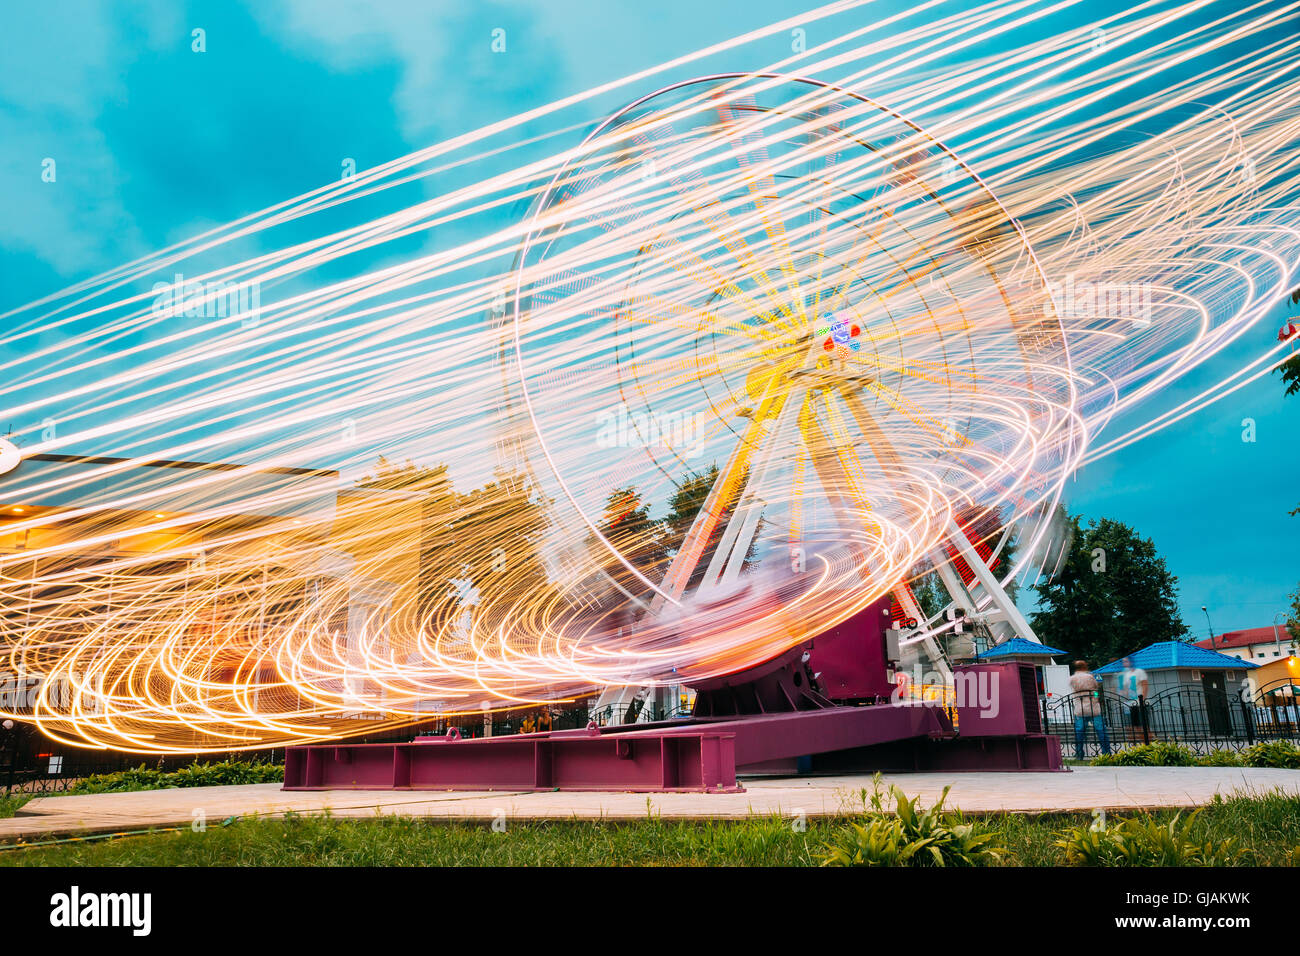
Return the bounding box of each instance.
[287,75,1074,790]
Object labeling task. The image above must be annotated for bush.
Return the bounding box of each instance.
[821,778,1003,867]
[1242,741,1300,769]
[1196,749,1244,767]
[67,759,283,795]
[1056,809,1248,866]
[1090,742,1198,767]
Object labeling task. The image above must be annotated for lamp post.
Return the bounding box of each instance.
[1275,611,1291,656]
[1202,605,1216,649]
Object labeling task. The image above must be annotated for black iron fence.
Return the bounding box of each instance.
[1044,679,1300,759]
[0,725,286,797]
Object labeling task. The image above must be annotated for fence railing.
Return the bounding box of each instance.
[1044,679,1300,758]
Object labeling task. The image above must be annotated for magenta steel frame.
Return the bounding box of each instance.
[283,660,1062,793]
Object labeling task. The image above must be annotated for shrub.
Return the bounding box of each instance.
[1242,741,1300,769]
[1055,809,1248,866]
[1089,743,1197,767]
[821,779,1003,867]
[1196,749,1244,767]
[67,759,283,795]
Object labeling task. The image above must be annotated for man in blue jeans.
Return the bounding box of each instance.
[1068,660,1110,759]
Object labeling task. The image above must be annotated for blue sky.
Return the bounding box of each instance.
[1,0,1296,637]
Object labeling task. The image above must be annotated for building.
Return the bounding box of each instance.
[1193,626,1297,664]
[1094,641,1257,697]
[1095,641,1258,736]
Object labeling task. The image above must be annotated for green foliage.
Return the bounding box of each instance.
[661,464,762,582]
[1287,583,1300,643]
[820,778,1003,867]
[9,790,1300,866]
[1196,749,1244,767]
[1056,810,1247,866]
[663,466,719,543]
[1281,354,1300,398]
[1090,742,1197,766]
[0,794,33,818]
[67,759,283,795]
[1242,740,1300,769]
[1030,507,1187,666]
[910,566,951,621]
[1090,743,1300,768]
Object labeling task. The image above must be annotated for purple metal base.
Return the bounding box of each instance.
[284,728,744,793]
[283,663,1064,793]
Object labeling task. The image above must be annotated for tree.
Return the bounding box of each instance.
[659,464,762,588]
[1287,584,1300,643]
[1030,513,1188,668]
[1277,287,1300,397]
[911,561,951,619]
[592,485,668,594]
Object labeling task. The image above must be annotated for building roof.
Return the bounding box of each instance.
[1095,641,1260,674]
[975,636,1067,659]
[1192,626,1294,652]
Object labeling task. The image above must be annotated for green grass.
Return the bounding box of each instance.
[4,789,1300,866]
[0,794,32,818]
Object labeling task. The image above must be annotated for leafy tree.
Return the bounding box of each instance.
[911,563,951,620]
[1287,584,1300,643]
[1030,513,1187,667]
[1277,288,1300,397]
[663,466,719,543]
[1280,356,1300,397]
[659,464,762,588]
[593,485,668,593]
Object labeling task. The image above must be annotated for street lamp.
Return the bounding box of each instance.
[1275,611,1293,656]
[1202,605,1216,649]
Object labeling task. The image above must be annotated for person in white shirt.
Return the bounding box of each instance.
[1119,656,1149,729]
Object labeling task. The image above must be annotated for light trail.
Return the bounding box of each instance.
[0,0,1297,751]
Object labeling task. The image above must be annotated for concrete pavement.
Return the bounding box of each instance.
[3,766,1298,842]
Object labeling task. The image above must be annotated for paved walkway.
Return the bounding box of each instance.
[4,766,1298,842]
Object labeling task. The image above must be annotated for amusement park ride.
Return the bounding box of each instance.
[284,74,1067,793]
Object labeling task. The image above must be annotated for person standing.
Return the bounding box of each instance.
[1119,655,1150,732]
[1068,661,1110,759]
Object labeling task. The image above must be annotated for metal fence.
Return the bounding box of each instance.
[0,725,286,797]
[1043,679,1300,759]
